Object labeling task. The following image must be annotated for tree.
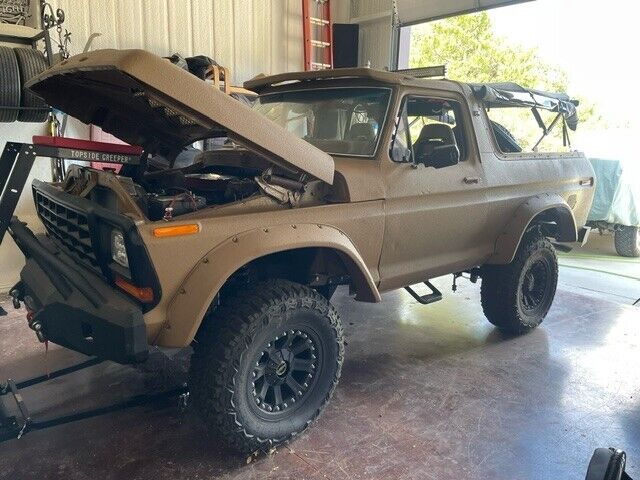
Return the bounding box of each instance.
[409,12,601,149]
[410,12,568,91]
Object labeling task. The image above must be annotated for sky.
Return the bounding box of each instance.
[487,0,639,130]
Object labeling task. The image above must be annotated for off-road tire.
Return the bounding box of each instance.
[481,231,558,334]
[614,226,640,257]
[0,46,21,123]
[14,48,49,122]
[190,279,344,453]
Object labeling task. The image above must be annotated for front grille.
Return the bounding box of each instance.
[34,191,101,273]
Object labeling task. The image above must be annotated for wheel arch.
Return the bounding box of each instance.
[156,223,380,347]
[488,194,577,264]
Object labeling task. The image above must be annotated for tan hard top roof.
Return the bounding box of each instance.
[26,49,334,184]
[244,67,463,93]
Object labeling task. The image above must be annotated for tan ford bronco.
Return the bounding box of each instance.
[1,50,594,452]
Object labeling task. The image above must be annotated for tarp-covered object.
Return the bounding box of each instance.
[587,158,640,227]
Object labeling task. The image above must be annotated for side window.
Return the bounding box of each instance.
[390,96,467,167]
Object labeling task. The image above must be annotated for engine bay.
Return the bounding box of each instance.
[61,147,318,221]
[142,172,259,220]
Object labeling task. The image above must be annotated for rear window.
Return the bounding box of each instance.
[485,107,572,153]
[252,87,391,157]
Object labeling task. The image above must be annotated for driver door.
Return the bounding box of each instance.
[378,92,492,291]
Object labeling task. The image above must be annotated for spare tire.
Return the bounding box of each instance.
[0,46,21,123]
[14,47,49,122]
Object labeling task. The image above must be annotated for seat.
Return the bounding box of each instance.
[412,123,458,166]
[346,123,376,142]
[413,123,456,151]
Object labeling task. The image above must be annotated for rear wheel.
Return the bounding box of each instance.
[481,231,558,334]
[614,226,640,257]
[190,279,344,453]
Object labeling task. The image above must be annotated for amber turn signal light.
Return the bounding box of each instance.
[115,276,154,303]
[153,223,200,238]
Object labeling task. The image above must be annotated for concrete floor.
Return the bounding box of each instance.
[0,237,638,480]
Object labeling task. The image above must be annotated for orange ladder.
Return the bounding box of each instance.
[302,0,333,71]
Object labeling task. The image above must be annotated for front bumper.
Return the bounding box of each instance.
[9,219,148,364]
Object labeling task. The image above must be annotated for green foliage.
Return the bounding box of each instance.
[410,12,568,91]
[409,11,601,148]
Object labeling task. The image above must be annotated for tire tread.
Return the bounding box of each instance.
[481,231,558,334]
[14,48,48,122]
[190,279,344,453]
[0,46,20,123]
[614,226,640,258]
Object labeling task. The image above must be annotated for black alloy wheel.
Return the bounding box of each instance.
[250,328,319,415]
[519,258,552,313]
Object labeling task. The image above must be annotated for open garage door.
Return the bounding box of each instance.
[395,0,534,26]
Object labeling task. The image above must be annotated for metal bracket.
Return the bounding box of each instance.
[0,143,37,244]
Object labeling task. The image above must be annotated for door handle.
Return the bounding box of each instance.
[463,176,480,185]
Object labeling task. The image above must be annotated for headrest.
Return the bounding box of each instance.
[416,123,456,145]
[347,123,376,141]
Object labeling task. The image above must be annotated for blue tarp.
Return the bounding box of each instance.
[588,157,640,226]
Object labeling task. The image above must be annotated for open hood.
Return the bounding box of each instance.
[26,49,334,184]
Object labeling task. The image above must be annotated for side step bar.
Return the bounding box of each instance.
[404,280,443,305]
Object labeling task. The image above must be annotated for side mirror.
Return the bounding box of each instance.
[418,144,460,169]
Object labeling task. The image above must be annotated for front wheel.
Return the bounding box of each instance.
[614,226,640,257]
[480,231,558,334]
[189,279,344,453]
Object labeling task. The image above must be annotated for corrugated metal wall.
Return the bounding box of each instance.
[51,0,305,84]
[1,0,308,291]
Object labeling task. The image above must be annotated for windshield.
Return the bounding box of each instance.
[252,87,391,156]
